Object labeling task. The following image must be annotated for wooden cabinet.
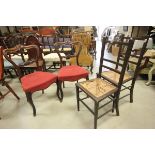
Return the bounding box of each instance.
[131,26,149,37]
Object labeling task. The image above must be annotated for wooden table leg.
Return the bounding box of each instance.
[146,63,155,86]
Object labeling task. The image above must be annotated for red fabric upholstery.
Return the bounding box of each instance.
[58,65,89,81]
[21,71,57,93]
[38,28,55,35]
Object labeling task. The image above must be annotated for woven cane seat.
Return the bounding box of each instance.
[78,78,117,102]
[101,71,132,84]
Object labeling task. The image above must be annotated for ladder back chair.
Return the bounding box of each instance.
[101,36,148,105]
[75,37,134,128]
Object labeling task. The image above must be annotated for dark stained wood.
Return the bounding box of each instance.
[75,37,134,128]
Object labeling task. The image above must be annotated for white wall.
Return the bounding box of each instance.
[115,26,132,36]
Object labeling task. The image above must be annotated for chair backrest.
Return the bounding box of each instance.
[54,41,82,67]
[3,45,40,79]
[116,36,148,74]
[98,37,134,87]
[0,46,4,80]
[2,34,24,49]
[25,35,44,60]
[36,28,57,53]
[71,32,93,67]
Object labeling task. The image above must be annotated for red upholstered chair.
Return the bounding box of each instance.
[0,46,19,101]
[3,45,60,116]
[54,41,89,102]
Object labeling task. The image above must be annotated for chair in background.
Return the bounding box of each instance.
[24,35,46,72]
[100,37,148,106]
[0,34,25,78]
[54,41,89,102]
[0,46,19,101]
[3,45,60,116]
[37,27,56,55]
[71,32,94,73]
[36,28,69,70]
[75,37,134,128]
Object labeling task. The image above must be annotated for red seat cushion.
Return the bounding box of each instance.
[21,71,57,93]
[58,65,89,81]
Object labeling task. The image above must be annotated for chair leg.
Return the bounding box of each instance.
[56,81,62,102]
[130,79,136,103]
[7,69,14,78]
[76,85,80,111]
[0,91,4,100]
[95,50,97,60]
[115,94,120,116]
[63,81,65,88]
[90,64,93,74]
[113,91,120,116]
[57,81,63,102]
[3,80,20,100]
[0,91,3,97]
[42,90,44,94]
[112,94,116,113]
[94,102,99,129]
[130,88,133,103]
[86,75,89,80]
[25,92,36,116]
[13,68,18,76]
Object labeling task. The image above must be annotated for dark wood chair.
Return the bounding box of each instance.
[0,46,19,102]
[3,45,60,116]
[24,35,46,72]
[36,30,69,71]
[0,34,25,78]
[100,36,148,106]
[54,41,89,102]
[75,37,134,128]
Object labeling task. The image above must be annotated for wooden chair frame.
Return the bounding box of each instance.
[3,45,60,116]
[75,37,134,128]
[111,36,148,103]
[0,46,20,119]
[54,41,89,102]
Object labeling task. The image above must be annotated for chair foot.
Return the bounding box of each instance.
[42,90,44,94]
[57,81,64,102]
[76,86,80,111]
[94,102,99,129]
[63,81,65,88]
[25,92,36,116]
[115,103,119,116]
[130,90,133,103]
